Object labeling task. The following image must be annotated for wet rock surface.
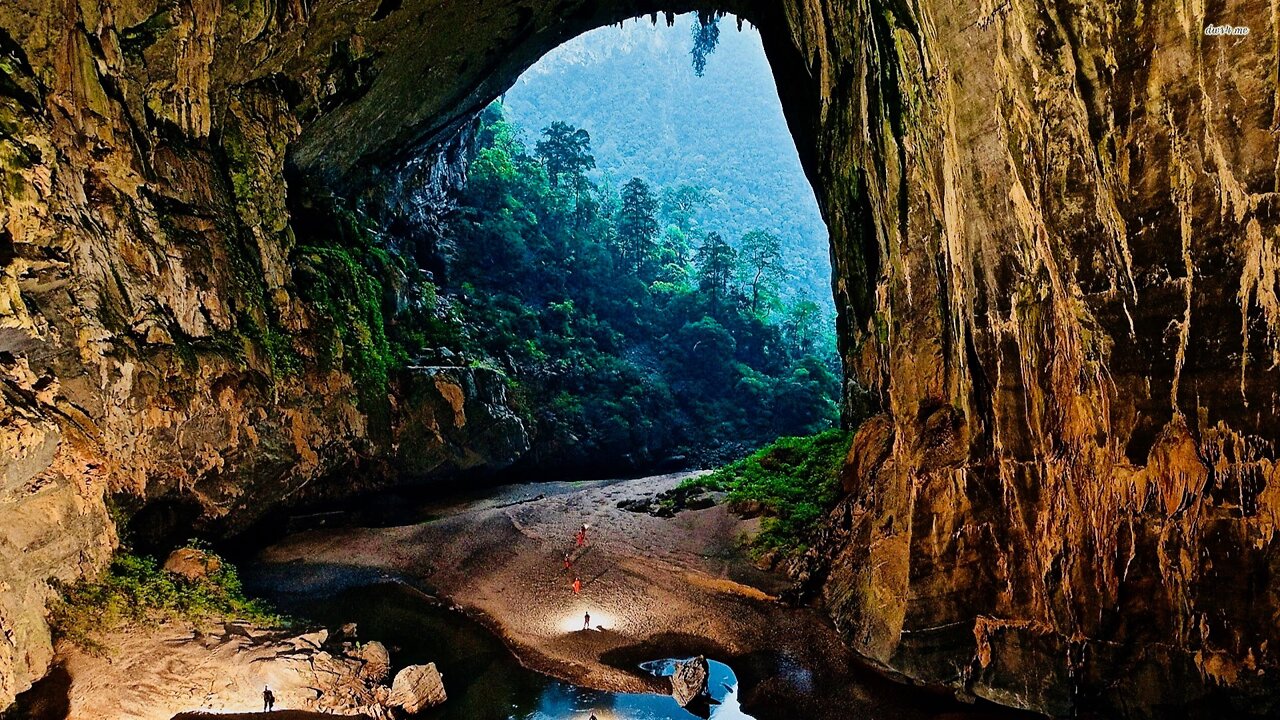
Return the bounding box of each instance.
[670,655,710,708]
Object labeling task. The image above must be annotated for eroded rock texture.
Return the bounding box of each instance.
[0,0,1277,715]
[788,0,1280,716]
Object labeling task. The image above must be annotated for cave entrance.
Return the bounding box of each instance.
[424,13,842,477]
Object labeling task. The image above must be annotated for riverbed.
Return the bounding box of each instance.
[247,473,1036,720]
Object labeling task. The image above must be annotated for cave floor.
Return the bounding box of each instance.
[251,473,1031,720]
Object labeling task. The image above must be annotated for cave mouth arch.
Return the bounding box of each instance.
[399,12,846,476]
[286,2,821,212]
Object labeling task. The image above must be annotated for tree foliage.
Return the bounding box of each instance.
[448,104,841,471]
[690,14,721,77]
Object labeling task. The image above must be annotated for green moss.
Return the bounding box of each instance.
[295,243,393,405]
[682,429,852,558]
[50,543,286,654]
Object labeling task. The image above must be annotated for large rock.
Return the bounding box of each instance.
[354,641,392,683]
[162,548,222,582]
[387,663,447,714]
[670,656,709,708]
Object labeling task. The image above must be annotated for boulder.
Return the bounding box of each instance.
[353,641,391,682]
[162,548,222,582]
[670,655,709,708]
[387,663,447,713]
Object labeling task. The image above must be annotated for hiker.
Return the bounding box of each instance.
[583,611,591,630]
[573,577,582,594]
[575,526,586,547]
[263,686,275,712]
[564,552,572,570]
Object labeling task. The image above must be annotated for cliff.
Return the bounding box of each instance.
[0,0,1278,716]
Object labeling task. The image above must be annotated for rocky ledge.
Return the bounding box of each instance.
[50,621,444,720]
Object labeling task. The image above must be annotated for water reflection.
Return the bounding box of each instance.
[285,583,754,720]
[525,659,752,719]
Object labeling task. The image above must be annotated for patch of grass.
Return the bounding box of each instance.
[50,543,286,654]
[683,429,852,559]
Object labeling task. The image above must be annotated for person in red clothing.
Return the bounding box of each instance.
[575,526,586,546]
[572,577,582,594]
[564,552,573,570]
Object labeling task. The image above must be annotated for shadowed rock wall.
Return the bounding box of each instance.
[1,0,1278,716]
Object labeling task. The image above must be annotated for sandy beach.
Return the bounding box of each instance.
[252,473,1028,720]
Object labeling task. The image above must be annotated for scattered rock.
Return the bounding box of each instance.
[388,663,447,713]
[162,548,222,582]
[670,655,709,708]
[292,629,329,650]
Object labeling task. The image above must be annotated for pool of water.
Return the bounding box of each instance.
[290,582,753,720]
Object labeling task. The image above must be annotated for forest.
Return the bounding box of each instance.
[444,103,841,472]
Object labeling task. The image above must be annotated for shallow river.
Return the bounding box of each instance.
[289,582,753,720]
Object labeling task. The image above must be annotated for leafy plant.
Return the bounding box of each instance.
[683,429,852,558]
[50,544,286,654]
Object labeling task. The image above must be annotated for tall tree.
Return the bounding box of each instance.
[616,177,660,274]
[695,231,737,309]
[783,300,822,356]
[738,230,784,315]
[536,121,595,188]
[660,184,707,233]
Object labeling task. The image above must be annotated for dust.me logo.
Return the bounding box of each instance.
[1204,24,1250,36]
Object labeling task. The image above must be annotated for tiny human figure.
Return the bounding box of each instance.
[572,577,582,594]
[263,686,275,712]
[564,552,572,570]
[575,527,586,547]
[583,611,591,630]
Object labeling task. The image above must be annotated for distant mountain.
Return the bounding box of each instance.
[501,14,834,313]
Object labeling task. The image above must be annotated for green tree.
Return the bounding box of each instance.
[616,177,660,274]
[738,230,784,316]
[536,121,595,189]
[660,184,707,233]
[695,232,737,310]
[783,300,822,356]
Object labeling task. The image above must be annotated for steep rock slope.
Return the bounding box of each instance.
[789,0,1280,716]
[0,0,1277,716]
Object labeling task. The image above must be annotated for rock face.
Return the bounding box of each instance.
[1,0,1279,716]
[670,655,710,708]
[387,663,447,714]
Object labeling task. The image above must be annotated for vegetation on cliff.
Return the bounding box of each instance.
[447,103,840,470]
[50,544,283,654]
[682,429,851,557]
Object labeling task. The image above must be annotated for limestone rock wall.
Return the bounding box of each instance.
[0,0,529,705]
[780,0,1280,715]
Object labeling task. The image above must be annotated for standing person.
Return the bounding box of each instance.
[583,611,591,630]
[564,552,572,570]
[572,577,582,594]
[263,686,275,712]
[575,526,586,547]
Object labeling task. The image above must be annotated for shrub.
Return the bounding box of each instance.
[50,544,285,654]
[684,429,852,558]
